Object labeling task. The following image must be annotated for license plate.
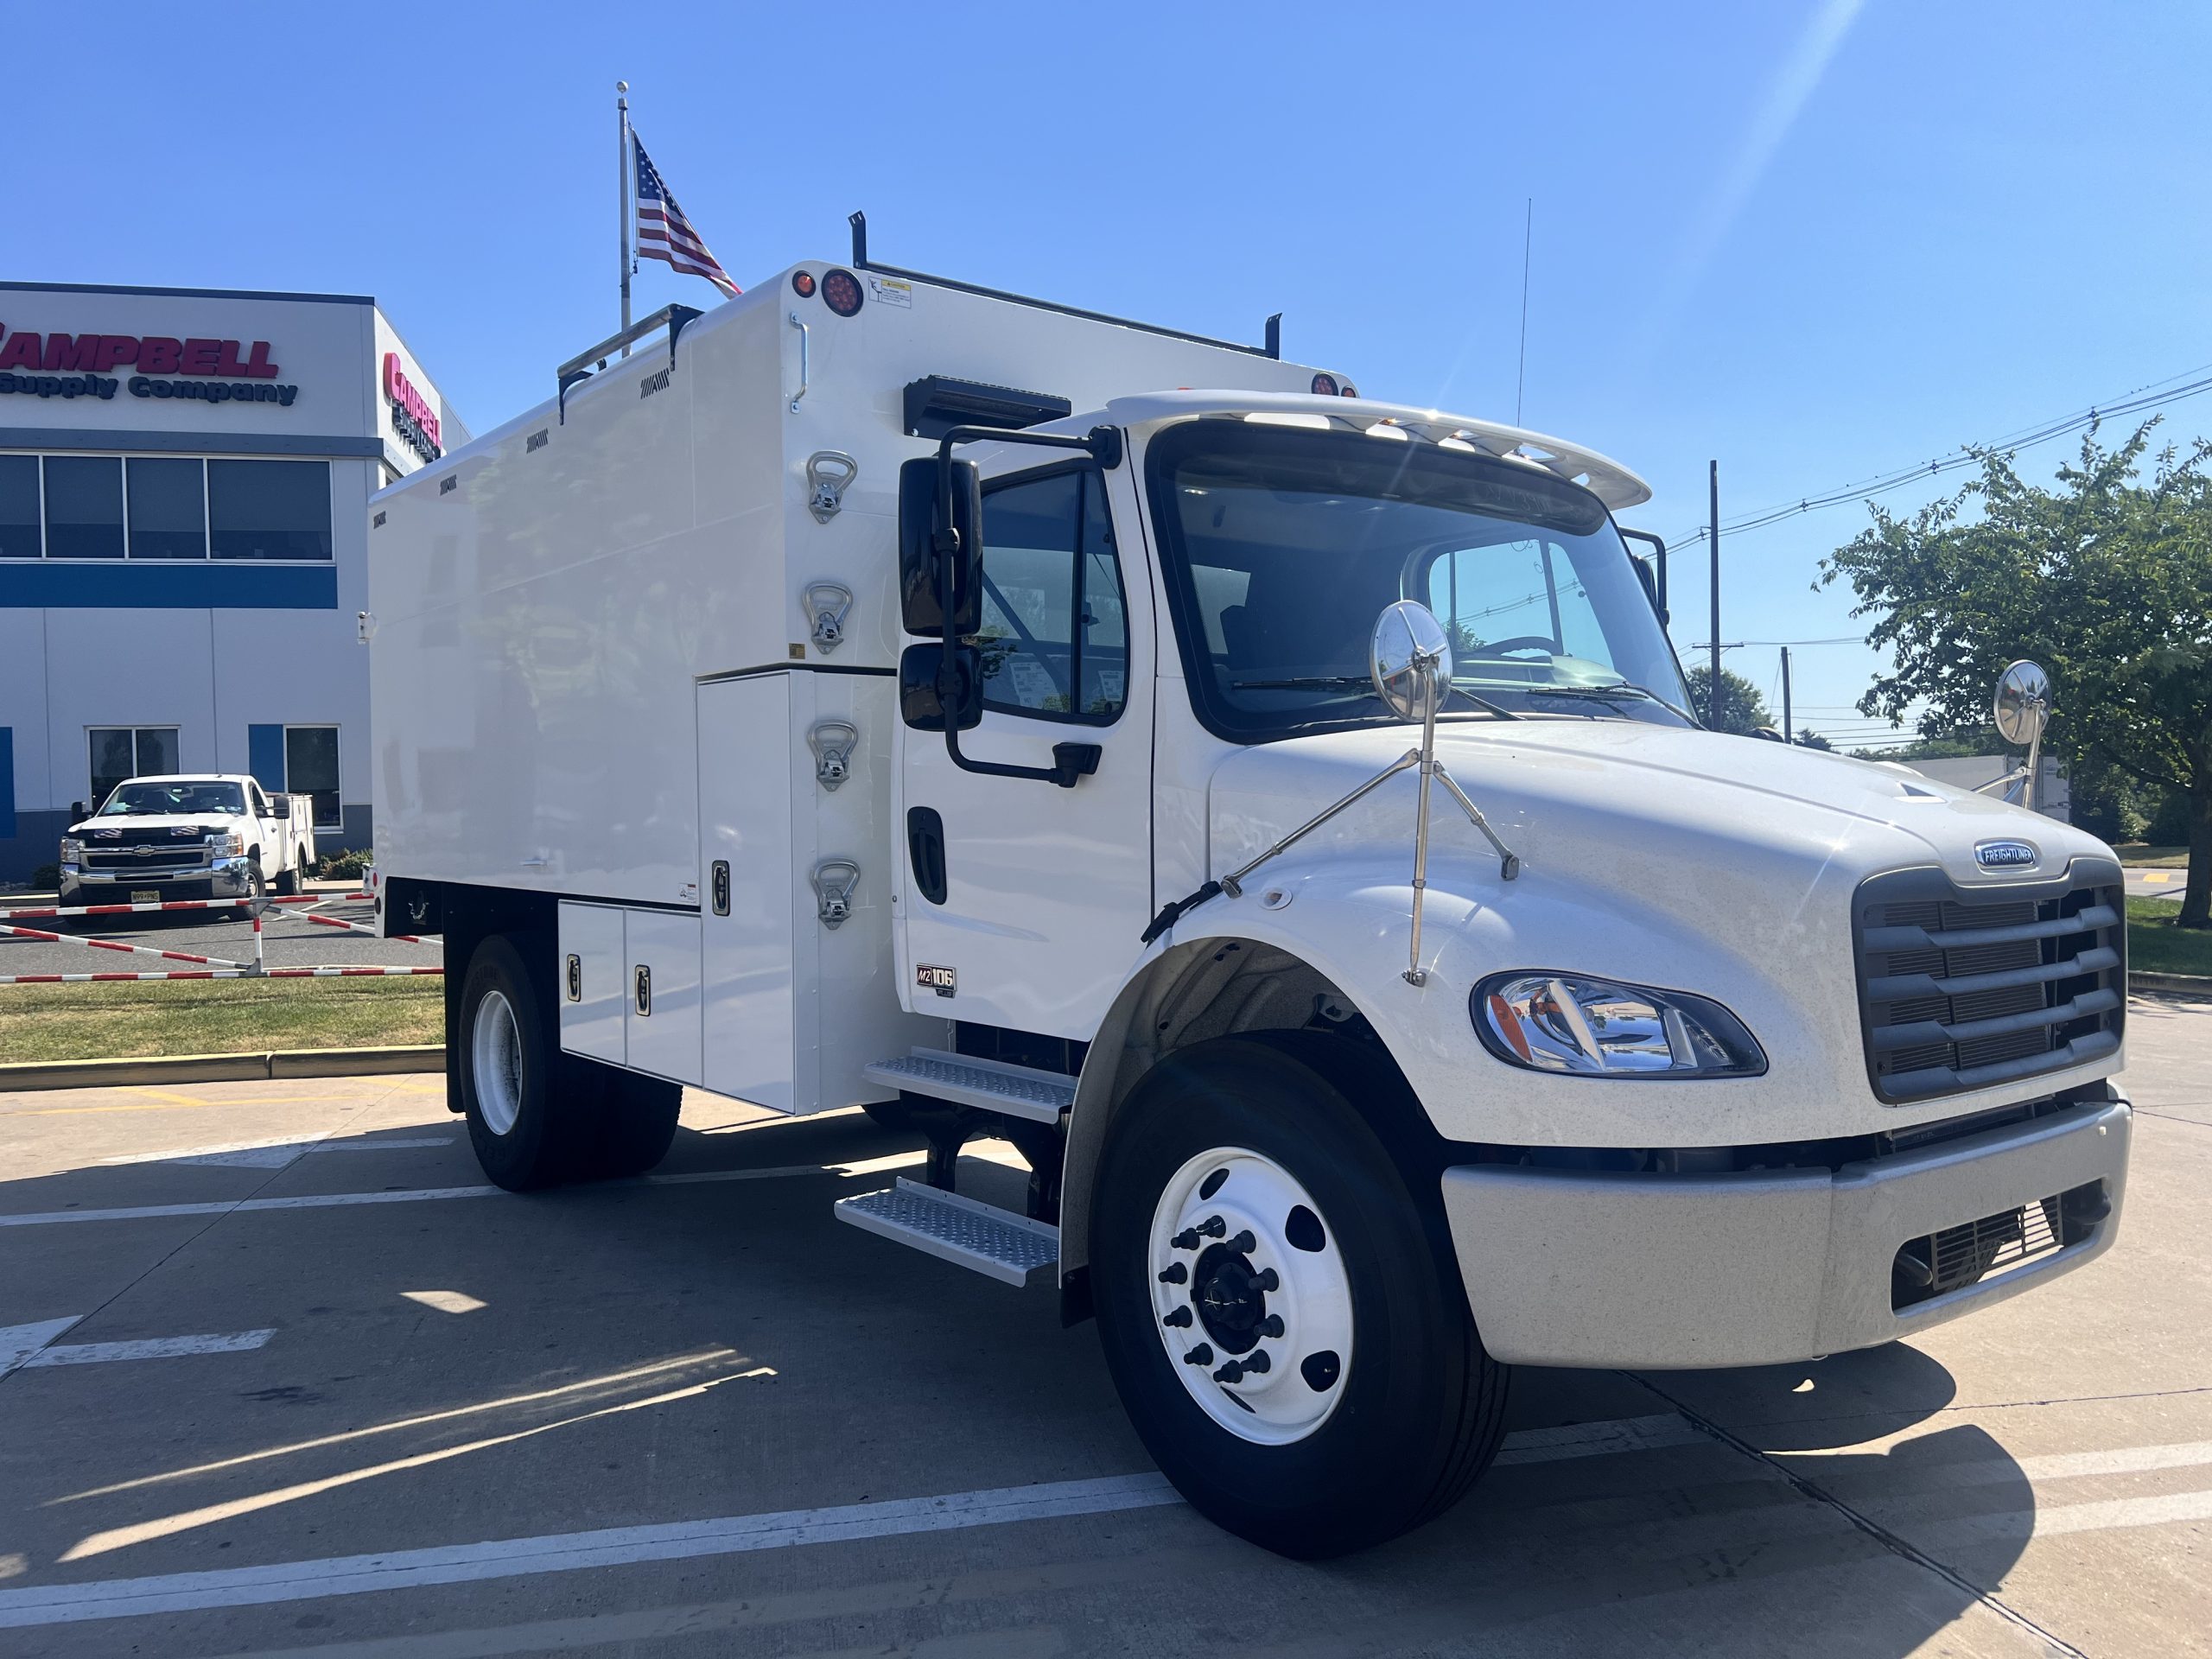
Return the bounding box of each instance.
[132,890,162,905]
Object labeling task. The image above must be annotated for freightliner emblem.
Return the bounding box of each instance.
[1974,840,2038,870]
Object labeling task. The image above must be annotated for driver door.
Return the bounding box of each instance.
[896,460,1154,1039]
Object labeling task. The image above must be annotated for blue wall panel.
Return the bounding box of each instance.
[0,728,14,836]
[248,725,286,790]
[0,562,337,609]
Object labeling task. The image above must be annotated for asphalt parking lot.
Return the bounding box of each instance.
[0,999,2204,1657]
[0,891,441,976]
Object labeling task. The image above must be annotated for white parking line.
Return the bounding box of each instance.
[0,1155,928,1229]
[19,1330,275,1369]
[0,1318,82,1376]
[5,1409,2209,1629]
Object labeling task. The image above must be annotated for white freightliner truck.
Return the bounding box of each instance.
[367,227,2132,1556]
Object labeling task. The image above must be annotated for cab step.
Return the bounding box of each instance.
[833,1178,1059,1287]
[861,1047,1075,1124]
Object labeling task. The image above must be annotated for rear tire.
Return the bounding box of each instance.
[1090,1035,1509,1558]
[457,935,580,1191]
[275,864,299,898]
[584,1066,683,1178]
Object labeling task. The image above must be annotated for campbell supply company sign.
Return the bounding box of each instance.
[0,326,300,407]
[384,353,441,461]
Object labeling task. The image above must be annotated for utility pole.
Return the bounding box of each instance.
[1780,645,1793,745]
[617,82,633,355]
[1708,461,1721,728]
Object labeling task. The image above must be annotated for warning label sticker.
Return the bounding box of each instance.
[868,276,914,309]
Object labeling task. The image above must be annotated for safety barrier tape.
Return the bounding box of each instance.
[0,922,251,969]
[0,966,442,983]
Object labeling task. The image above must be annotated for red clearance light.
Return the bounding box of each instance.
[1310,372,1338,397]
[791,270,817,298]
[1338,382,1359,397]
[821,269,864,317]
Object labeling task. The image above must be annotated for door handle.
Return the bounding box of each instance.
[906,807,947,906]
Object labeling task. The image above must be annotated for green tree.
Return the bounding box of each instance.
[1795,728,1834,752]
[1682,664,1774,736]
[1820,424,2212,926]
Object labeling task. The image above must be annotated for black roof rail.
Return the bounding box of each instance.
[556,304,702,423]
[847,211,1281,360]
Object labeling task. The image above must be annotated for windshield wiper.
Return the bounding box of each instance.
[1526,683,1697,723]
[1235,675,1519,720]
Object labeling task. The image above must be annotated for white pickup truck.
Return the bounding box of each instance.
[59,774,316,909]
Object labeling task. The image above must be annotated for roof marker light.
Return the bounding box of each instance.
[1244,411,1333,430]
[1338,383,1360,397]
[791,270,817,298]
[1365,420,1408,442]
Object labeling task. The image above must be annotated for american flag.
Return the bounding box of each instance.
[633,135,740,298]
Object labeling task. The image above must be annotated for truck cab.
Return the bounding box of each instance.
[367,244,2130,1559]
[60,773,315,908]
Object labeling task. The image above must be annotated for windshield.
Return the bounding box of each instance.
[98,781,245,817]
[1145,421,1694,742]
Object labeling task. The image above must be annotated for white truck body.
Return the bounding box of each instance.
[60,772,315,904]
[367,248,2130,1554]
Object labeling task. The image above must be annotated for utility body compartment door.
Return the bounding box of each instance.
[895,461,1155,1038]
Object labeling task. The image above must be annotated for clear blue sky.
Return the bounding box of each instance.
[10,1,2206,744]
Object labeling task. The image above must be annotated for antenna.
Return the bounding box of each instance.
[1514,199,1533,426]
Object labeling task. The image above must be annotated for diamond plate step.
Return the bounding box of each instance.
[861,1047,1076,1124]
[834,1178,1059,1287]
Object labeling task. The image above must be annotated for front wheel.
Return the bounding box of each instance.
[1091,1035,1509,1558]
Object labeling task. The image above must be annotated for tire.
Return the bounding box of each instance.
[275,862,299,898]
[1090,1034,1510,1558]
[456,934,581,1191]
[861,1097,921,1133]
[584,1065,683,1179]
[245,858,269,913]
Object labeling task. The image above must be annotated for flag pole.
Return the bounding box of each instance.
[617,81,633,356]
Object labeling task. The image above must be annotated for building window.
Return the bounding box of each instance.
[88,727,181,810]
[126,457,207,560]
[0,456,38,559]
[283,725,342,830]
[210,460,332,561]
[43,457,125,560]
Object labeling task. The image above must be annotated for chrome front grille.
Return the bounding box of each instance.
[1853,861,2125,1103]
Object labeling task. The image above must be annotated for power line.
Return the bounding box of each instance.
[1668,359,2212,549]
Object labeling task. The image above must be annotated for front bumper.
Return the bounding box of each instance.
[1441,1096,2131,1369]
[66,857,253,896]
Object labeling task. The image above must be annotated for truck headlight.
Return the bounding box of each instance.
[1471,973,1765,1078]
[59,837,82,862]
[219,831,245,856]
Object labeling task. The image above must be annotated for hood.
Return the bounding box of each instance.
[1207,718,2110,899]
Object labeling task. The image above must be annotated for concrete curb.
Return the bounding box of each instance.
[0,1045,444,1094]
[2131,971,2212,998]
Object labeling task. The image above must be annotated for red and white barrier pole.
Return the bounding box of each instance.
[0,969,257,984]
[0,898,256,922]
[0,921,253,970]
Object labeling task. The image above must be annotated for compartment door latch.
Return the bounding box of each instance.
[805,581,853,654]
[804,451,857,523]
[808,720,858,791]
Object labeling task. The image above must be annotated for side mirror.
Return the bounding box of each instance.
[267,793,291,815]
[1369,600,1453,722]
[899,642,983,732]
[1993,659,2050,746]
[70,801,86,822]
[899,456,983,637]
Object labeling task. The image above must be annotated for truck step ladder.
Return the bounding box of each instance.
[834,1179,1058,1287]
[861,1047,1075,1124]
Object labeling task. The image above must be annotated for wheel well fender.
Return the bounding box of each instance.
[1059,933,1431,1283]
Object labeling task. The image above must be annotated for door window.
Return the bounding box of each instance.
[284,726,342,829]
[88,727,180,807]
[976,469,1128,723]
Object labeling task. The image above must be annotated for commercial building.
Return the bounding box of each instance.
[0,282,465,884]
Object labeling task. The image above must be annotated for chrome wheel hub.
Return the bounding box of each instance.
[471,988,523,1137]
[1147,1146,1351,1445]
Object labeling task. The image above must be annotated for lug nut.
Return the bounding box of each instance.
[1158,1262,1188,1284]
[1242,1348,1272,1374]
[1254,1268,1280,1293]
[1172,1229,1199,1250]
[1184,1344,1214,1366]
[1198,1216,1226,1238]
[1229,1230,1256,1254]
[1257,1314,1284,1338]
[1212,1360,1244,1383]
[1162,1306,1192,1327]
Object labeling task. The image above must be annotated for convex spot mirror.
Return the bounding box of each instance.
[1370,600,1453,722]
[1993,659,2050,747]
[899,642,983,733]
[898,456,983,638]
